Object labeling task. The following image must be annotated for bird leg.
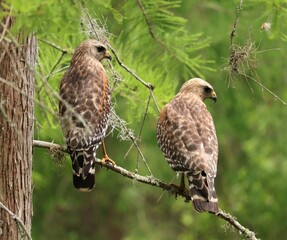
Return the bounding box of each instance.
[180,173,185,189]
[170,174,192,202]
[101,140,115,166]
[170,173,186,191]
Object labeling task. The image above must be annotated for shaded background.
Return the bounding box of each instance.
[4,0,287,239]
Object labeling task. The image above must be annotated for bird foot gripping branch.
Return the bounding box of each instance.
[100,154,116,166]
[169,183,191,202]
[100,140,116,166]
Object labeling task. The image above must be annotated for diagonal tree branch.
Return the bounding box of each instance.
[216,210,258,240]
[33,140,258,240]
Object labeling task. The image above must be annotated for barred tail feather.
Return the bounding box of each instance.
[73,171,95,192]
[191,188,219,213]
[187,172,219,213]
[69,146,96,192]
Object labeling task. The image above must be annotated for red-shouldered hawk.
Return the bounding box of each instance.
[59,39,114,192]
[156,78,219,213]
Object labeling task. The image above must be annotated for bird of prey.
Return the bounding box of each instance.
[156,78,219,213]
[59,39,114,192]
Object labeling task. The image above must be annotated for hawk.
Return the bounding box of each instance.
[156,78,219,213]
[59,39,114,192]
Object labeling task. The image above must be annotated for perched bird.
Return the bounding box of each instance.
[59,39,114,192]
[156,78,219,213]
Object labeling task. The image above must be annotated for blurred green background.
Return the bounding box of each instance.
[4,0,287,239]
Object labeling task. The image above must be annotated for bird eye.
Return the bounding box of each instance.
[97,46,105,52]
[204,86,211,92]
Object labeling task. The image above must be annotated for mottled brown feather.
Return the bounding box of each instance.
[59,39,111,191]
[156,78,219,213]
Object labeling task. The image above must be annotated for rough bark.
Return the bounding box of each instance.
[0,14,36,239]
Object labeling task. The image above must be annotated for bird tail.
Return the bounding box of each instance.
[69,146,96,192]
[187,172,219,213]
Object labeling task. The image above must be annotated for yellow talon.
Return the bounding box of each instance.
[101,140,115,166]
[101,155,115,166]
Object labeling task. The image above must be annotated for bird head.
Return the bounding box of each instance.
[90,41,112,62]
[74,39,112,62]
[179,78,217,102]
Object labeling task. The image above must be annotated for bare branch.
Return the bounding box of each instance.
[33,140,66,152]
[238,71,287,107]
[46,51,67,82]
[108,44,155,90]
[38,39,71,54]
[33,140,259,240]
[125,94,152,170]
[230,0,244,45]
[226,0,287,110]
[149,87,161,113]
[216,210,258,240]
[137,0,170,50]
[108,109,153,176]
[0,9,13,43]
[136,0,199,79]
[137,0,156,40]
[37,51,67,95]
[108,44,160,113]
[0,202,32,240]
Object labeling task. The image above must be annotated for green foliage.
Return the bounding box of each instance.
[4,0,80,38]
[4,0,287,239]
[144,0,187,30]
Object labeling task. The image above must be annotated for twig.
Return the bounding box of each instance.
[38,51,67,94]
[138,95,151,134]
[0,202,32,240]
[216,210,258,240]
[0,8,12,43]
[125,94,152,171]
[137,0,167,50]
[137,0,156,39]
[109,44,160,111]
[227,1,286,110]
[230,0,244,45]
[108,44,154,90]
[38,38,71,54]
[33,140,259,240]
[136,0,191,77]
[33,140,66,151]
[46,51,67,82]
[149,87,161,113]
[111,111,154,176]
[238,71,287,107]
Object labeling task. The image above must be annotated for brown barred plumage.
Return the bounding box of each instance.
[59,40,112,191]
[156,78,219,213]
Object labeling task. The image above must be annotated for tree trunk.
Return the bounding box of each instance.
[0,14,37,239]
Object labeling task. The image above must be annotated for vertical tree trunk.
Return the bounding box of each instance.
[0,13,37,239]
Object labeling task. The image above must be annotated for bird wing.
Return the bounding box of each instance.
[59,58,111,150]
[59,55,111,188]
[157,95,218,175]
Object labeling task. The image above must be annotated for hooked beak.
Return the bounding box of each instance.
[211,90,217,102]
[104,50,112,61]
